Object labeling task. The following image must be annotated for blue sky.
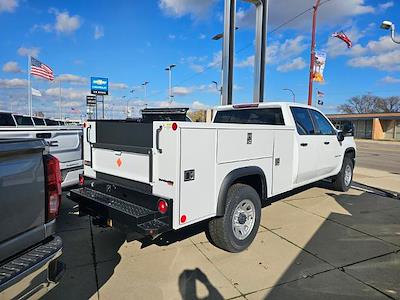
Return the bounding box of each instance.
[0,0,399,119]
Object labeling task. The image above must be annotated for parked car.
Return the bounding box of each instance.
[68,102,356,252]
[0,112,83,188]
[0,139,64,299]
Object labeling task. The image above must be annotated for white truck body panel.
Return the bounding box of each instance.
[82,103,356,231]
[0,126,83,187]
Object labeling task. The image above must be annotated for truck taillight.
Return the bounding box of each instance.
[157,199,168,214]
[46,155,62,222]
[79,174,84,186]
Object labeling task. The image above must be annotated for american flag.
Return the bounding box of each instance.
[332,31,352,48]
[31,57,54,81]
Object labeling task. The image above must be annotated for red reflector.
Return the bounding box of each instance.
[79,174,84,186]
[180,215,187,223]
[172,122,178,131]
[158,199,168,214]
[46,155,62,222]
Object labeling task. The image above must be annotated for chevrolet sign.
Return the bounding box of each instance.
[91,77,108,95]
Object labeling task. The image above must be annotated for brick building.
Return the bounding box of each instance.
[327,112,400,141]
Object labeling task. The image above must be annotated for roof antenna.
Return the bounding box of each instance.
[221,0,269,105]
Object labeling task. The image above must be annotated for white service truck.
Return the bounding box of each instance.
[68,102,356,252]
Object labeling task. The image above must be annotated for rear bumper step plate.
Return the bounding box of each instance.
[68,188,170,235]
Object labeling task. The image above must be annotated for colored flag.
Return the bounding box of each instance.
[332,31,352,48]
[317,90,325,97]
[31,88,42,97]
[313,51,327,83]
[31,57,54,81]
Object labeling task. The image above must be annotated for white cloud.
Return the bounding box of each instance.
[17,47,40,57]
[109,82,128,89]
[0,78,27,88]
[191,101,208,110]
[45,87,86,100]
[2,61,22,73]
[277,57,306,72]
[236,55,254,68]
[237,0,373,30]
[348,50,400,71]
[380,76,400,84]
[189,64,205,73]
[346,36,400,71]
[159,0,217,19]
[168,34,176,40]
[30,23,53,33]
[0,0,18,13]
[53,10,81,34]
[208,51,222,68]
[379,1,394,11]
[94,25,104,40]
[57,74,88,85]
[173,86,193,96]
[199,34,206,40]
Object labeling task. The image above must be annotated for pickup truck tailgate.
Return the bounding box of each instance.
[0,139,46,252]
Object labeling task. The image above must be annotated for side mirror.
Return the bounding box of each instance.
[337,131,345,142]
[342,122,354,136]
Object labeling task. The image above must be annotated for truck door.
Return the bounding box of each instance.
[290,107,319,184]
[309,109,341,176]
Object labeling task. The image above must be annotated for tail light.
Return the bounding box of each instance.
[79,174,85,186]
[157,199,168,214]
[45,155,62,222]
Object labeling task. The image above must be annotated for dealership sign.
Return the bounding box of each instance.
[86,95,97,106]
[91,77,108,95]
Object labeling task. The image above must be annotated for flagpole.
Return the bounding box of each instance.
[28,55,32,116]
[59,79,62,120]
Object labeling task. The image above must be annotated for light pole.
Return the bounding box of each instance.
[142,81,149,99]
[381,21,400,44]
[165,64,176,102]
[307,0,321,106]
[283,88,296,102]
[212,81,223,103]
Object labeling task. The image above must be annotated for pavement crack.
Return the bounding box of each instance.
[89,217,101,300]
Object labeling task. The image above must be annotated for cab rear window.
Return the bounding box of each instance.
[0,113,16,126]
[33,117,46,126]
[214,108,285,125]
[14,115,34,126]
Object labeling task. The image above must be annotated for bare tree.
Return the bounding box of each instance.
[338,95,400,113]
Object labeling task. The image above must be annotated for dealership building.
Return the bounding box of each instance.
[327,112,400,141]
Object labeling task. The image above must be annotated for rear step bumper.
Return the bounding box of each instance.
[0,236,64,299]
[68,187,171,235]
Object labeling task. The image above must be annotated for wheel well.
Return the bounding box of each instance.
[233,175,264,200]
[216,167,267,216]
[345,148,356,165]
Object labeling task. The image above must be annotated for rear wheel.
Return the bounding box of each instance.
[333,156,354,192]
[207,183,261,253]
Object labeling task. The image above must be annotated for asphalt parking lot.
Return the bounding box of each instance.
[43,181,400,300]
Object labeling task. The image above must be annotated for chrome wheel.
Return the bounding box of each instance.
[344,164,352,186]
[232,199,256,240]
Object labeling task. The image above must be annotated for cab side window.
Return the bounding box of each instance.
[309,110,336,135]
[290,107,315,135]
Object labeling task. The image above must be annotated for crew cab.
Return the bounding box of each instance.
[68,102,356,252]
[0,139,64,299]
[0,112,83,188]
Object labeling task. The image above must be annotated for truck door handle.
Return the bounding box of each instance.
[36,133,51,139]
[156,126,163,153]
[86,126,92,143]
[324,141,330,145]
[300,143,308,147]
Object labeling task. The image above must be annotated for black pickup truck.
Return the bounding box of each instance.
[0,139,65,299]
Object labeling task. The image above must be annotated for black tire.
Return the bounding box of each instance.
[333,156,354,192]
[207,183,261,253]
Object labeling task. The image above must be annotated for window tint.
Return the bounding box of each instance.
[33,117,46,126]
[14,115,34,126]
[309,110,336,135]
[290,107,315,135]
[214,108,285,125]
[45,119,59,126]
[0,113,16,126]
